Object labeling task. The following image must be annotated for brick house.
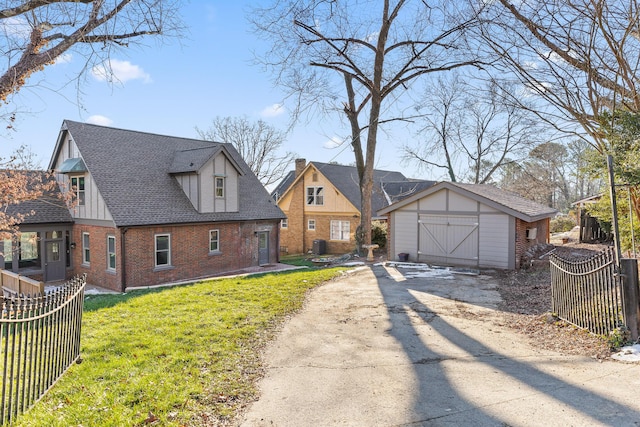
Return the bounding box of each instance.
[378,181,557,269]
[271,159,434,255]
[1,120,285,291]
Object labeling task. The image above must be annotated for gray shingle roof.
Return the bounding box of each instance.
[55,120,284,227]
[5,171,73,225]
[271,161,412,214]
[378,181,557,222]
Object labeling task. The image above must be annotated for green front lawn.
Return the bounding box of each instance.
[15,268,346,427]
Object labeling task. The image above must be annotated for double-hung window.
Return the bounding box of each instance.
[281,219,288,228]
[330,220,350,241]
[306,186,324,205]
[71,176,86,206]
[308,219,316,230]
[215,177,225,198]
[82,232,90,265]
[209,229,220,253]
[107,235,116,271]
[155,234,171,267]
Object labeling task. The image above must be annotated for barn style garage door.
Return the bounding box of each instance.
[418,214,479,266]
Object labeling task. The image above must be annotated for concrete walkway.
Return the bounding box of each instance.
[240,264,640,427]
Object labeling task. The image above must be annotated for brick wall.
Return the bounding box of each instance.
[72,220,280,290]
[514,218,550,268]
[71,224,121,291]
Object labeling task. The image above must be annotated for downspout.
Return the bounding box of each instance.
[120,227,129,293]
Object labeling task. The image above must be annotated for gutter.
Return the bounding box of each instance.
[120,227,129,293]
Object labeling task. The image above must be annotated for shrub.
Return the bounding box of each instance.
[550,215,576,233]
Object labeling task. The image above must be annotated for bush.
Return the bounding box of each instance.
[550,215,576,233]
[371,221,387,249]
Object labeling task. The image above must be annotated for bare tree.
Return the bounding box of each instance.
[475,0,640,223]
[0,0,183,107]
[1,146,72,242]
[404,75,541,184]
[196,116,297,188]
[251,0,482,246]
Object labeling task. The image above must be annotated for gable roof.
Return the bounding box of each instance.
[169,145,244,175]
[4,171,73,225]
[271,161,414,214]
[378,181,557,222]
[49,120,284,227]
[381,180,437,204]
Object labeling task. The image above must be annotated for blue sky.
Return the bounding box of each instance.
[1,1,422,181]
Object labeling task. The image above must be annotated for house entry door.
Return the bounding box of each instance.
[258,232,269,265]
[45,240,65,282]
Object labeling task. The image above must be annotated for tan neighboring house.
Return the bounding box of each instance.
[271,159,434,255]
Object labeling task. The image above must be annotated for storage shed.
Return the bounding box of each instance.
[378,182,557,269]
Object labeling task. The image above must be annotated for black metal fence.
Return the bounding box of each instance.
[0,275,86,424]
[549,248,626,336]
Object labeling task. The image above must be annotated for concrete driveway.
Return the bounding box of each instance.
[239,263,640,427]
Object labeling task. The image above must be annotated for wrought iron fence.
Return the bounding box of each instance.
[0,274,86,424]
[549,248,625,336]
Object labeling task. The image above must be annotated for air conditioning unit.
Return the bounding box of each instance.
[526,228,537,240]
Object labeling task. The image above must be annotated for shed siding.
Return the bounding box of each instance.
[392,210,418,261]
[478,213,510,268]
[448,191,477,211]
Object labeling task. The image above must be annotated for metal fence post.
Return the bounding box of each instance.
[621,258,640,341]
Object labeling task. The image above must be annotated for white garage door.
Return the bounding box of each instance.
[418,214,479,266]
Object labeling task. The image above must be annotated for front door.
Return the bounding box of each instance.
[258,232,269,265]
[44,240,65,282]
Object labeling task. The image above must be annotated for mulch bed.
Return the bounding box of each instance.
[494,243,614,360]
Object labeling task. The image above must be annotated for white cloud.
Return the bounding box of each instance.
[54,53,72,65]
[0,17,30,38]
[260,103,285,118]
[323,136,347,149]
[91,59,151,84]
[86,115,113,126]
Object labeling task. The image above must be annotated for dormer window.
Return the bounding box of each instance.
[70,176,85,206]
[215,176,225,198]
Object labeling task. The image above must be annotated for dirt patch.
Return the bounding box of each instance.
[495,243,613,360]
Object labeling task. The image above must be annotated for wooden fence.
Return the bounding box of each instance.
[549,248,632,336]
[0,275,86,425]
[0,271,44,297]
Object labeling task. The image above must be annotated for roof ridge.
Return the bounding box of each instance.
[64,119,220,144]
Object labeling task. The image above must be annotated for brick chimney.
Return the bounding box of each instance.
[295,158,306,177]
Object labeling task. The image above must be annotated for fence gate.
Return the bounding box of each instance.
[549,248,628,336]
[0,275,86,424]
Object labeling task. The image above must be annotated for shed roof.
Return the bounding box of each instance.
[378,181,557,222]
[49,120,284,227]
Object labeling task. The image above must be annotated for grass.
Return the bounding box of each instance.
[15,267,346,427]
[279,253,317,267]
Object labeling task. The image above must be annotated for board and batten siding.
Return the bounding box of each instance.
[53,135,113,222]
[478,212,512,269]
[199,154,239,213]
[391,205,419,261]
[174,174,199,210]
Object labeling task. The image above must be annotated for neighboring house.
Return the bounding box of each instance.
[2,171,74,282]
[2,120,285,291]
[271,159,435,255]
[378,181,557,269]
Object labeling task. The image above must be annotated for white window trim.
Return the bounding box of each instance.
[215,176,225,198]
[71,175,86,206]
[306,186,324,206]
[209,229,220,254]
[154,233,172,268]
[107,235,116,271]
[281,219,288,229]
[82,232,90,265]
[330,220,350,241]
[308,219,316,231]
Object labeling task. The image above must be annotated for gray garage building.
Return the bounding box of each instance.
[378,182,557,269]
